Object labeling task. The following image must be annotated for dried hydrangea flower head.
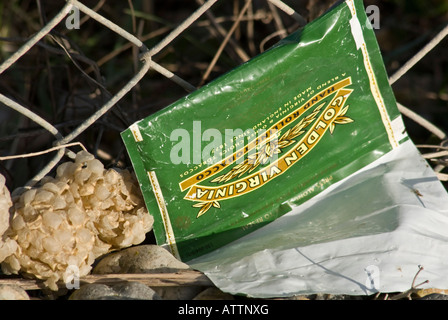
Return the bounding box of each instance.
[1,151,153,290]
[0,174,17,262]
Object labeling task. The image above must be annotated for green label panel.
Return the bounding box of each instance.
[121,0,405,262]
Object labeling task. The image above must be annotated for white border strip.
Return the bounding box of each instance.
[130,123,143,142]
[148,171,180,259]
[347,0,398,149]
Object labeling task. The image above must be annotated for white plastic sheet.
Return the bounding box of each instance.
[189,140,448,297]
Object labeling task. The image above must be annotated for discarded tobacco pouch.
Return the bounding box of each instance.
[122,0,448,298]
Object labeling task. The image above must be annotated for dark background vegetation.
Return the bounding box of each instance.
[0,0,447,192]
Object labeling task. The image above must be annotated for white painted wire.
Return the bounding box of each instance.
[0,0,446,190]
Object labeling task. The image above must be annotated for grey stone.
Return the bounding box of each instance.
[419,293,448,300]
[69,284,117,300]
[92,245,202,299]
[69,282,161,300]
[193,287,234,300]
[0,285,30,300]
[93,245,190,274]
[111,282,161,300]
[154,286,203,300]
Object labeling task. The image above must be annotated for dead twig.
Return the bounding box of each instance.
[389,265,429,300]
[0,142,86,161]
[0,271,213,291]
[397,102,446,140]
[199,0,252,86]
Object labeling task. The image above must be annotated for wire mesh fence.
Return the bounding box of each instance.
[0,0,447,195]
[0,0,448,301]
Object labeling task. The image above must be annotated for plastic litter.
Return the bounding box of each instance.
[122,0,448,297]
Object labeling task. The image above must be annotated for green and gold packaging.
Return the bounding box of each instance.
[121,0,407,262]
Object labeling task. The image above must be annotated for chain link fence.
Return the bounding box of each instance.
[0,0,447,193]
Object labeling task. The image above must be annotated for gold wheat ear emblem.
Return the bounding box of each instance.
[192,102,353,217]
[329,104,353,134]
[193,201,220,218]
[210,102,324,184]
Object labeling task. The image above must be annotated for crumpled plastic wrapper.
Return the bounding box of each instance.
[1,151,153,290]
[0,174,17,262]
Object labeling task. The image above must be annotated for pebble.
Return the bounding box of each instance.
[0,284,30,300]
[93,245,190,274]
[193,287,234,300]
[153,284,203,300]
[69,282,161,300]
[418,293,448,300]
[93,245,203,299]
